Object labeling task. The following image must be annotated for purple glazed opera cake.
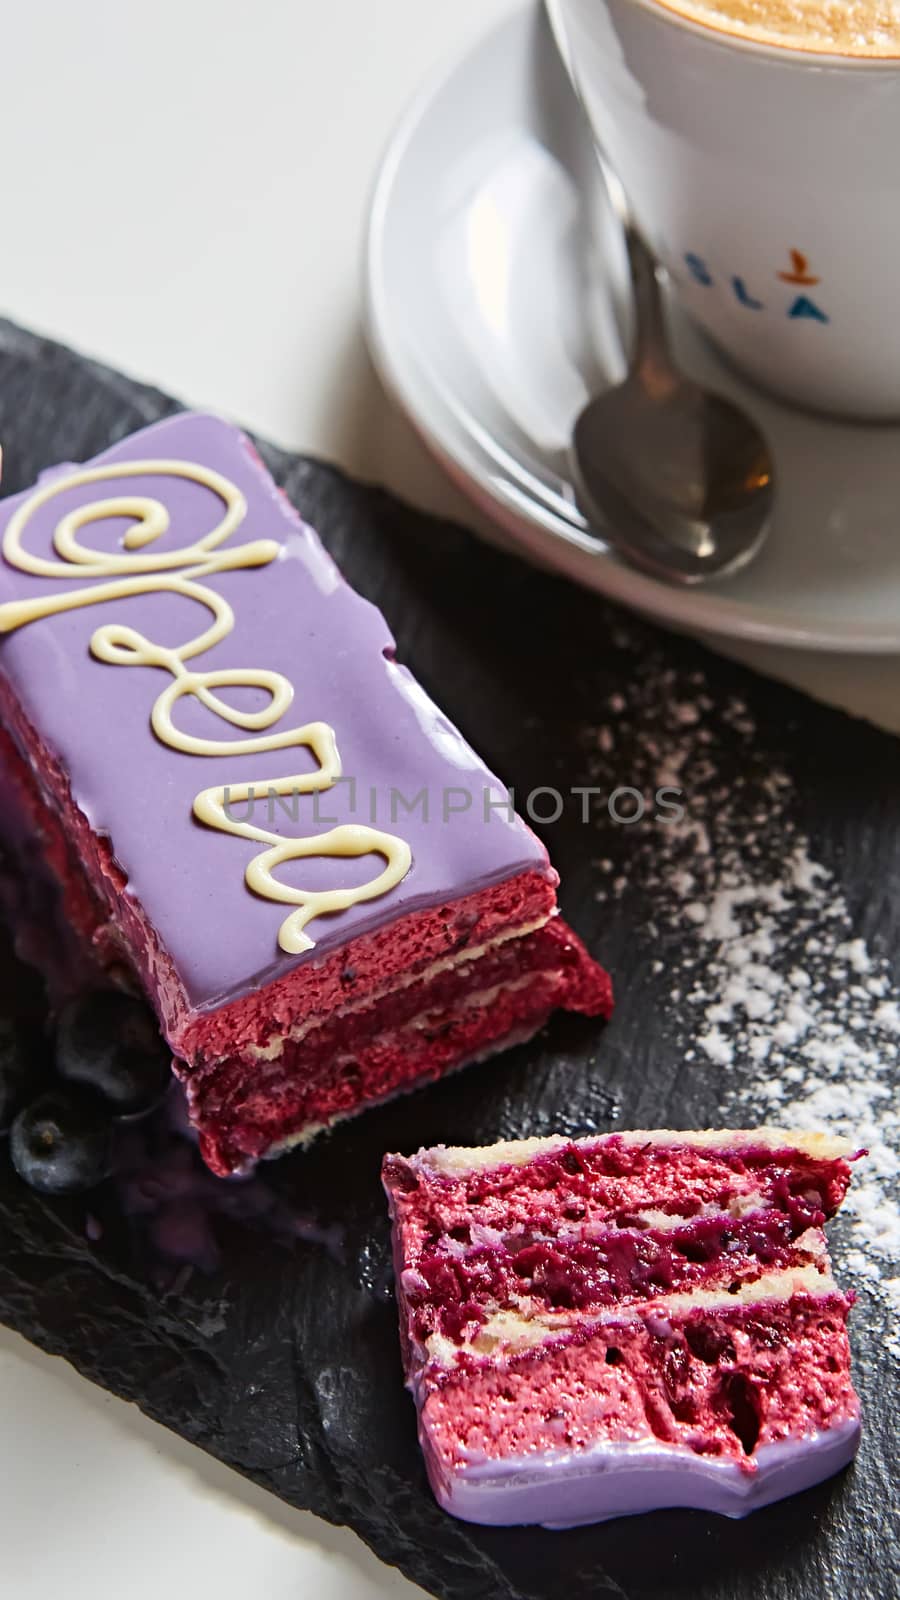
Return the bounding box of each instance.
[383,1128,862,1526]
[0,413,611,1174]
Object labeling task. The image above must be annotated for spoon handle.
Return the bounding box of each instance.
[544,10,675,387]
[623,223,673,386]
[590,145,675,386]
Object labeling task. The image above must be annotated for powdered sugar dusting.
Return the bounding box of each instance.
[586,648,900,1357]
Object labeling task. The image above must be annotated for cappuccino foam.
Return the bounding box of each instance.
[654,0,900,55]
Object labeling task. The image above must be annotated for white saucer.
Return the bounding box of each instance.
[365,1,900,653]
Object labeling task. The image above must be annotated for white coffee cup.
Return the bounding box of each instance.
[546,0,900,419]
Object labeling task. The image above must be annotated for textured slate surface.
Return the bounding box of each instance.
[0,318,896,1600]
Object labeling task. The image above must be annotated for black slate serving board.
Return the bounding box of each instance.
[0,318,896,1600]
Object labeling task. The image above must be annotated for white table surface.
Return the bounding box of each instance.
[0,2,897,1595]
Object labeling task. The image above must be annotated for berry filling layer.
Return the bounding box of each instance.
[400,1209,827,1345]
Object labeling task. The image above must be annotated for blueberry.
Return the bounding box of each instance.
[10,1089,112,1194]
[56,990,171,1116]
[0,1019,38,1132]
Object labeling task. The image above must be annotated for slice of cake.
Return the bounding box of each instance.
[383,1129,861,1526]
[0,414,611,1174]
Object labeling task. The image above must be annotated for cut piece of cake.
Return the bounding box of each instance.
[383,1128,861,1526]
[0,413,611,1174]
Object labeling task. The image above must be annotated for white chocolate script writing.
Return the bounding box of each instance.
[0,459,412,953]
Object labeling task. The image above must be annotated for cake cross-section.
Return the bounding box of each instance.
[0,413,611,1173]
[382,1128,862,1526]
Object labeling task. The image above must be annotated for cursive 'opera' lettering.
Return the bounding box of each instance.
[0,459,412,954]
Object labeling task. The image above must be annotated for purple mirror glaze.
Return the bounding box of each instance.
[435,1420,863,1527]
[0,414,550,1010]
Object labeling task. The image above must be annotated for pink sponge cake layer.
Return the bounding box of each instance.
[0,414,611,1173]
[383,1129,862,1526]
